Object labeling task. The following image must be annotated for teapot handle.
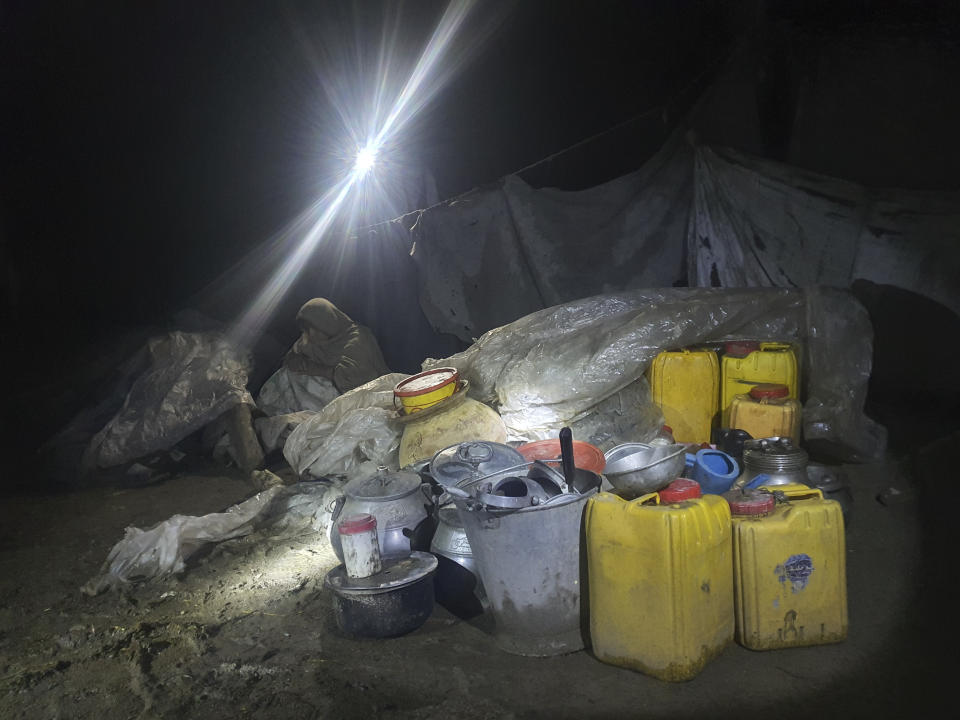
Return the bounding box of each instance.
[328,494,346,525]
[420,482,441,505]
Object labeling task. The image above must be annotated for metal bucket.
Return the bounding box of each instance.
[449,470,600,657]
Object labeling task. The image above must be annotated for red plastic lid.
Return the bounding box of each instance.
[749,383,790,400]
[516,439,606,473]
[727,491,776,517]
[338,513,377,535]
[725,341,760,358]
[393,367,460,398]
[659,478,702,503]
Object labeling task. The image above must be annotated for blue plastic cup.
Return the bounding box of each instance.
[692,449,740,494]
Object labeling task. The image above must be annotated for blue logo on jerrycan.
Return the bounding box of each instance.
[776,553,813,593]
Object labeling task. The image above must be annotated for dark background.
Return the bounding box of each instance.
[3,0,960,461]
[1,0,734,350]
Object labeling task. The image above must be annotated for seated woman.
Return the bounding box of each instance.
[257,298,391,418]
[284,298,390,393]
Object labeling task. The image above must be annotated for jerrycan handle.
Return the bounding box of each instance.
[631,492,661,506]
[770,486,823,502]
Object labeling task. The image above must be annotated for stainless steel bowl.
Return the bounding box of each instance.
[603,442,687,497]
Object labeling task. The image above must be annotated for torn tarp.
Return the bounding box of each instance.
[688,144,960,320]
[411,135,960,347]
[411,132,693,343]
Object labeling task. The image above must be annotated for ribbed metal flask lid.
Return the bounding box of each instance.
[742,437,808,473]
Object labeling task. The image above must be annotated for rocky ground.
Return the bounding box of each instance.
[0,458,950,719]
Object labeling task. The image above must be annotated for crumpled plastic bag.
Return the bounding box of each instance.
[281,373,407,480]
[83,331,254,469]
[82,482,341,594]
[256,367,340,416]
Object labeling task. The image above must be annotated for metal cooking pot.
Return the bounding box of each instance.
[431,506,475,571]
[430,441,526,489]
[325,551,438,638]
[735,436,809,489]
[806,463,853,525]
[430,505,486,618]
[330,466,436,562]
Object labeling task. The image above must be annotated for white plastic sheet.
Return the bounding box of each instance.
[254,411,315,453]
[256,367,340,416]
[282,373,409,480]
[82,482,341,594]
[83,486,282,594]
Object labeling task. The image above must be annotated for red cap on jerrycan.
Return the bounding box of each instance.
[724,341,760,358]
[725,490,776,517]
[659,478,702,503]
[749,383,790,400]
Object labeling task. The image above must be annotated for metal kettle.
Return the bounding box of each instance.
[329,466,437,561]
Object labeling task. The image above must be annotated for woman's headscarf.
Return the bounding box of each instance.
[283,298,390,393]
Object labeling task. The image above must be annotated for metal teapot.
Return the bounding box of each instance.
[330,465,438,562]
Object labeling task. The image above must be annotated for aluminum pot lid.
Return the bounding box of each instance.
[743,437,802,457]
[430,441,525,488]
[325,551,438,595]
[344,466,422,501]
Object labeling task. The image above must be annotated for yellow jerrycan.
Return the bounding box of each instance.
[727,484,847,650]
[585,479,733,681]
[728,383,802,444]
[721,342,799,426]
[647,348,719,444]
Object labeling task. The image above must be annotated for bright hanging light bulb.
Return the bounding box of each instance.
[354,143,377,177]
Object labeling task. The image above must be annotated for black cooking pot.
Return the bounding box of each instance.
[324,552,438,638]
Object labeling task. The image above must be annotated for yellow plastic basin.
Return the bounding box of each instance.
[394,368,460,414]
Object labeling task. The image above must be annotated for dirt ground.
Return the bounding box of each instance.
[0,457,950,720]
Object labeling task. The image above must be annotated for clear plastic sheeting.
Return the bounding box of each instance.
[802,290,887,462]
[256,367,339,416]
[567,377,664,452]
[83,332,254,469]
[282,373,409,480]
[423,287,885,462]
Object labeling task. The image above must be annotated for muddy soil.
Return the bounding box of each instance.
[0,462,949,719]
